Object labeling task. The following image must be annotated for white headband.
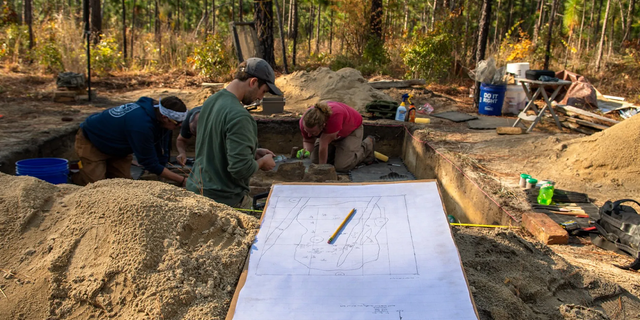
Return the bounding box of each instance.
[154,98,188,122]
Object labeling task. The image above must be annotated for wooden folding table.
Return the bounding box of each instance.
[512,78,572,133]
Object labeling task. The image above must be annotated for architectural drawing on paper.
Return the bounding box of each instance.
[255,195,419,276]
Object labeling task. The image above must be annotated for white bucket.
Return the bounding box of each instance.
[503,85,527,115]
[506,62,530,83]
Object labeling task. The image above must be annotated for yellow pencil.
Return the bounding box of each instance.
[328,208,356,244]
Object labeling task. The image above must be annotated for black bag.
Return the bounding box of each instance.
[590,199,640,270]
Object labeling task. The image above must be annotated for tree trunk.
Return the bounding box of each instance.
[607,8,615,58]
[462,0,470,63]
[204,0,209,32]
[624,0,635,42]
[595,0,611,71]
[315,4,321,54]
[475,0,492,108]
[616,0,625,38]
[493,0,501,46]
[122,0,127,61]
[329,9,333,54]
[370,0,384,39]
[577,0,586,54]
[282,0,287,34]
[292,0,298,65]
[131,0,136,59]
[595,0,603,41]
[155,0,160,58]
[255,0,276,66]
[431,0,438,30]
[239,0,243,21]
[288,0,294,37]
[273,0,288,73]
[586,0,596,55]
[24,0,33,51]
[403,0,409,32]
[90,0,101,44]
[543,0,556,69]
[506,0,514,32]
[308,4,313,57]
[212,0,216,34]
[533,0,544,44]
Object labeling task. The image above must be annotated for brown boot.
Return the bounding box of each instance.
[362,136,376,164]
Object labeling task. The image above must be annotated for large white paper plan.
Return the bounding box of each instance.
[231,181,478,320]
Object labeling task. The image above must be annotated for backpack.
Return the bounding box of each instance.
[590,199,640,270]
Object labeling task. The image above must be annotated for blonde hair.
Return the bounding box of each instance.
[303,101,333,128]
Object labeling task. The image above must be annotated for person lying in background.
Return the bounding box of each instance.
[73,96,188,187]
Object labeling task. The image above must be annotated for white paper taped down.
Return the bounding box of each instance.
[231,181,479,320]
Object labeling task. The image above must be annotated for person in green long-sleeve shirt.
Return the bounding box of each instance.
[186,58,283,208]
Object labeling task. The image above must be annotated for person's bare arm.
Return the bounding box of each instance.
[303,138,315,153]
[257,154,276,171]
[160,168,187,187]
[317,132,339,164]
[176,134,189,166]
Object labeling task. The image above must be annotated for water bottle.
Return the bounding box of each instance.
[537,182,554,205]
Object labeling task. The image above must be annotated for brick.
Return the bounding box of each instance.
[521,212,568,245]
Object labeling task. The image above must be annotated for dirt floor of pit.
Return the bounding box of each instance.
[2,71,640,319]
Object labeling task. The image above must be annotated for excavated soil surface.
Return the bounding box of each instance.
[0,174,259,320]
[3,70,640,319]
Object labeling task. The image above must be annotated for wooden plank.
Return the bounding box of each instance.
[564,117,609,130]
[369,79,426,89]
[555,105,619,125]
[496,127,524,135]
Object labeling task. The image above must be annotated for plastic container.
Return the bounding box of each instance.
[479,83,507,116]
[519,173,531,188]
[395,106,407,121]
[537,182,555,205]
[506,62,530,83]
[503,85,527,115]
[16,158,69,184]
[526,178,538,189]
[407,105,416,122]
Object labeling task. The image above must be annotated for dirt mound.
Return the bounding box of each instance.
[275,67,393,113]
[531,114,640,190]
[0,174,259,320]
[455,227,640,319]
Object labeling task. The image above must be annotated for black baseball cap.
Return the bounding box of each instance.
[242,58,283,96]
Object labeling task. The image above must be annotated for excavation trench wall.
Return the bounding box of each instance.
[0,119,512,225]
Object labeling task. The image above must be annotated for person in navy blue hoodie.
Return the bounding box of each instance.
[72,96,188,186]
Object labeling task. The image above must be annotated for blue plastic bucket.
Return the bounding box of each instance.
[479,83,507,116]
[16,158,69,184]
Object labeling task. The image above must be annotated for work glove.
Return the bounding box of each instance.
[296,149,310,159]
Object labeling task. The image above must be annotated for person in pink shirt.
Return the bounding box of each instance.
[299,100,375,172]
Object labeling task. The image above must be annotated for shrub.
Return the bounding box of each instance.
[403,29,453,81]
[188,34,233,79]
[90,35,123,75]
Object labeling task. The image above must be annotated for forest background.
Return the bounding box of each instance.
[1,0,639,100]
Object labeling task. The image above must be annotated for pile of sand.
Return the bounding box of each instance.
[454,227,640,319]
[0,174,258,320]
[275,67,393,112]
[2,173,639,319]
[531,114,640,190]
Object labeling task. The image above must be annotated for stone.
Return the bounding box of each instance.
[522,212,568,245]
[303,164,338,182]
[275,162,305,181]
